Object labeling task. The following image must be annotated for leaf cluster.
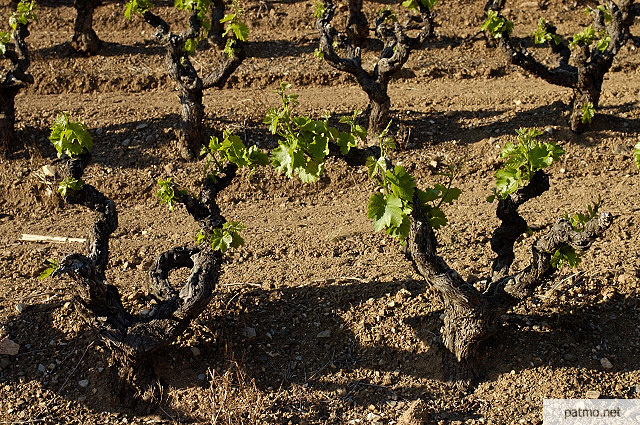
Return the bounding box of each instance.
[532,18,562,45]
[49,113,93,158]
[569,25,609,52]
[581,102,595,124]
[0,31,9,56]
[564,198,601,232]
[634,142,640,169]
[482,10,513,39]
[366,147,461,243]
[196,221,246,253]
[58,177,85,197]
[551,200,602,269]
[265,83,363,183]
[489,128,563,201]
[9,0,37,31]
[124,0,154,19]
[402,0,437,12]
[39,259,58,280]
[201,131,269,180]
[221,0,249,57]
[156,178,188,211]
[176,0,213,54]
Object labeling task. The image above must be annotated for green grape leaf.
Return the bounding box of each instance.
[367,193,405,233]
[57,177,85,197]
[387,166,416,201]
[49,113,93,158]
[39,259,58,279]
[634,142,640,169]
[157,178,177,211]
[125,0,154,19]
[270,143,296,179]
[0,32,10,56]
[425,205,447,229]
[495,168,519,198]
[551,245,581,269]
[295,158,324,183]
[581,102,595,124]
[482,10,513,39]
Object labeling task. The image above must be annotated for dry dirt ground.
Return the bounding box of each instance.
[1,0,640,423]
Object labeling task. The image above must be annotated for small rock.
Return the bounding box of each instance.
[41,164,56,177]
[544,127,554,135]
[77,395,87,402]
[38,364,46,373]
[136,123,149,130]
[444,111,456,118]
[600,357,613,369]
[564,353,577,362]
[16,303,26,313]
[78,379,89,388]
[0,358,11,370]
[585,390,601,399]
[197,373,206,380]
[122,139,131,146]
[0,337,20,356]
[612,144,630,155]
[366,412,381,422]
[317,330,331,338]
[514,99,522,106]
[191,346,201,357]
[243,327,257,339]
[96,127,104,135]
[520,1,539,8]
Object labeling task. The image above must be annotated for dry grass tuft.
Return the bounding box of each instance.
[206,359,267,425]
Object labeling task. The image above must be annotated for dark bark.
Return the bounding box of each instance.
[407,172,612,384]
[317,0,433,145]
[72,0,102,55]
[0,22,32,156]
[51,153,237,403]
[485,0,636,133]
[346,0,368,45]
[207,0,226,47]
[141,9,245,160]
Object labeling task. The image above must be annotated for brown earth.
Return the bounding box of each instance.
[1,0,640,423]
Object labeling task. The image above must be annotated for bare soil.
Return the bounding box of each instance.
[1,0,639,424]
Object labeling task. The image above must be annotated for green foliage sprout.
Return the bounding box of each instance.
[9,0,37,31]
[568,25,610,52]
[196,221,246,253]
[482,10,514,39]
[581,102,595,124]
[634,142,640,169]
[552,199,602,269]
[264,82,362,183]
[124,0,154,19]
[201,130,269,180]
[221,0,249,57]
[175,0,213,54]
[0,31,10,56]
[58,177,85,197]
[156,178,188,212]
[366,133,461,243]
[314,0,327,19]
[49,113,93,158]
[488,128,564,201]
[39,259,59,280]
[402,0,437,12]
[532,18,562,45]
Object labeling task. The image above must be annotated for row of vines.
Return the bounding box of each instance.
[1,0,639,408]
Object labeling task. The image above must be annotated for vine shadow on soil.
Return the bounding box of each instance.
[394,100,640,149]
[0,276,638,422]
